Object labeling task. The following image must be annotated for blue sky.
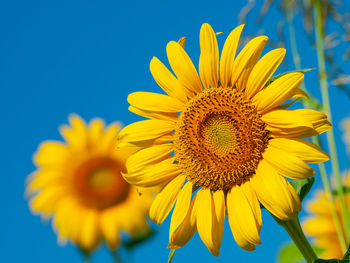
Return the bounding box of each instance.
[1,0,350,262]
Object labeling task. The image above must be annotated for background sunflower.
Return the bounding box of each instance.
[26,114,153,252]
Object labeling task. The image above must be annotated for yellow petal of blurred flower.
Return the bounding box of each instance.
[303,185,350,260]
[121,23,331,256]
[26,114,153,252]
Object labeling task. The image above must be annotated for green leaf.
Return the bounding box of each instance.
[168,249,176,263]
[278,242,304,263]
[278,242,324,263]
[265,68,314,87]
[290,177,315,202]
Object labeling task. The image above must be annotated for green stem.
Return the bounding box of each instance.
[286,4,347,253]
[313,0,350,243]
[110,250,124,263]
[274,216,318,263]
[83,254,91,263]
[78,248,91,263]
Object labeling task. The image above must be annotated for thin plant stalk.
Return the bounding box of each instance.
[313,0,350,244]
[274,215,318,263]
[83,253,91,263]
[110,250,124,263]
[286,4,347,253]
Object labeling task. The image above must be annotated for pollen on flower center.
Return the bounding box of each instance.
[174,87,270,191]
[74,157,130,209]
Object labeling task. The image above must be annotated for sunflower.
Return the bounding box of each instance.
[26,114,153,252]
[303,178,350,259]
[120,23,331,255]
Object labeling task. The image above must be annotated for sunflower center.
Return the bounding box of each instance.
[174,87,270,191]
[74,157,130,209]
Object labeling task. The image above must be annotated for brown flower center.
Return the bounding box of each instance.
[174,87,270,191]
[74,157,130,209]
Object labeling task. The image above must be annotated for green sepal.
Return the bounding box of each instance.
[332,186,350,196]
[290,177,315,202]
[278,242,324,263]
[123,228,156,250]
[265,68,314,87]
[343,242,350,260]
[265,68,322,110]
[168,249,176,263]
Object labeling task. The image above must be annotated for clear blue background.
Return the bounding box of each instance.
[1,0,350,262]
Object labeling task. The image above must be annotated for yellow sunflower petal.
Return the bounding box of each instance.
[149,174,186,225]
[246,48,286,99]
[212,190,225,255]
[226,186,261,250]
[79,209,99,250]
[128,105,178,122]
[60,114,87,148]
[196,188,217,255]
[34,142,69,166]
[305,191,331,215]
[98,122,120,152]
[301,109,332,135]
[26,170,63,194]
[124,157,181,187]
[54,197,81,240]
[262,109,313,129]
[169,195,198,249]
[250,159,301,220]
[199,23,219,89]
[253,72,304,113]
[128,92,185,112]
[292,88,309,98]
[119,133,173,149]
[30,185,65,214]
[166,41,202,93]
[264,109,331,138]
[264,146,315,179]
[242,182,263,228]
[231,36,268,91]
[169,181,193,238]
[219,24,244,88]
[89,118,104,145]
[126,144,174,174]
[150,57,189,102]
[268,138,330,163]
[303,217,337,236]
[119,120,175,142]
[100,211,120,249]
[52,198,74,238]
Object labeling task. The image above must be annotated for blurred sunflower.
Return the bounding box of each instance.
[120,23,331,255]
[26,114,153,252]
[303,180,350,259]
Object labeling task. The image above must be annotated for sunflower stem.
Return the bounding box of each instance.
[274,216,318,263]
[110,250,124,263]
[313,0,350,244]
[285,4,347,253]
[82,253,91,263]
